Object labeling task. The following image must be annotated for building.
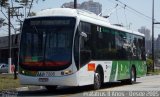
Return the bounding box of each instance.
[138,26,152,54]
[0,34,20,63]
[61,2,81,8]
[155,35,160,51]
[80,0,102,15]
[138,26,151,40]
[61,0,102,15]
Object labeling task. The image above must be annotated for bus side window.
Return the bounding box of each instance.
[80,33,91,66]
[79,21,92,66]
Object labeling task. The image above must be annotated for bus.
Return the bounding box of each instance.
[19,8,147,90]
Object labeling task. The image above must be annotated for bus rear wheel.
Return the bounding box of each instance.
[121,67,136,84]
[45,86,57,91]
[130,67,136,84]
[93,70,101,90]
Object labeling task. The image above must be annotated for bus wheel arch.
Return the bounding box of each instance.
[93,65,104,90]
[121,65,137,84]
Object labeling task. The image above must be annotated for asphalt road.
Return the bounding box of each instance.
[1,75,160,97]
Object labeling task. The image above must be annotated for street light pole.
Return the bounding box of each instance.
[74,0,77,9]
[152,0,155,72]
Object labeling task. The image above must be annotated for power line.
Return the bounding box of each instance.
[123,5,128,28]
[11,0,14,8]
[27,0,33,17]
[115,0,152,20]
[126,7,152,22]
[108,0,159,22]
[0,7,15,30]
[115,6,119,24]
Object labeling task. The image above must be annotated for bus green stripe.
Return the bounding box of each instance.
[109,60,146,82]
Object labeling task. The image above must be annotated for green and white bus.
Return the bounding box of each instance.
[19,8,147,90]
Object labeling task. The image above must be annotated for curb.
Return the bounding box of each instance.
[16,87,29,91]
[146,73,160,76]
[16,86,44,91]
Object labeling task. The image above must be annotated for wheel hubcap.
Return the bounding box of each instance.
[95,73,101,88]
[131,69,135,82]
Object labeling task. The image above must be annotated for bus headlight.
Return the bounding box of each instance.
[61,70,72,75]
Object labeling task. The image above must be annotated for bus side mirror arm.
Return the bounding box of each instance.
[80,32,87,38]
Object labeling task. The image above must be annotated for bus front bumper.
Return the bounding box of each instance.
[18,73,79,86]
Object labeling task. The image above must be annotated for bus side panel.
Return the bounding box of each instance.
[117,61,130,80]
[77,61,113,86]
[103,61,113,83]
[77,64,94,86]
[109,61,130,82]
[132,60,147,77]
[109,61,118,82]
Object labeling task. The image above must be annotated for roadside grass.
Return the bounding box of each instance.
[0,74,21,91]
[147,69,160,75]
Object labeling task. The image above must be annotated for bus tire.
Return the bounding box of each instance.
[45,86,57,91]
[130,67,136,84]
[93,70,101,90]
[121,67,136,84]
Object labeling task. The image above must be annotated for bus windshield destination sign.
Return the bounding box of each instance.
[30,20,71,25]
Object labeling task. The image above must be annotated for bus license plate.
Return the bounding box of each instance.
[39,78,49,82]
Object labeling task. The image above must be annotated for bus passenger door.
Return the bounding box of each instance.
[78,31,94,86]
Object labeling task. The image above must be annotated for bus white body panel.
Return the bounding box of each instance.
[19,73,79,86]
[19,64,79,86]
[77,61,113,86]
[19,61,113,86]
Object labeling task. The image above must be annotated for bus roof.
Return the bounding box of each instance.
[33,8,144,37]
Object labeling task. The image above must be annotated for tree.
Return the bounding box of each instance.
[0,0,9,7]
[146,54,153,73]
[28,11,36,16]
[146,58,153,72]
[0,0,44,28]
[138,26,152,55]
[0,18,5,28]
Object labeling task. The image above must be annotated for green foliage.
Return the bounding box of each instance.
[0,0,8,7]
[147,69,160,75]
[146,58,153,72]
[146,58,153,66]
[28,11,36,16]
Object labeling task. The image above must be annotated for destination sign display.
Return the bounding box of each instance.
[30,20,71,26]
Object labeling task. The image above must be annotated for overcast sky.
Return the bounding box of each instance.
[0,0,160,38]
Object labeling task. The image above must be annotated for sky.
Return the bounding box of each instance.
[0,0,160,38]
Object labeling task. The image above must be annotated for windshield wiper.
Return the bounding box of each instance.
[33,25,39,34]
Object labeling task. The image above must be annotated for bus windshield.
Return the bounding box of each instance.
[19,17,76,71]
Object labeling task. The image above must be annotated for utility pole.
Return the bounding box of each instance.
[152,0,160,72]
[11,6,23,79]
[8,7,12,74]
[152,0,155,72]
[74,0,77,9]
[8,6,23,78]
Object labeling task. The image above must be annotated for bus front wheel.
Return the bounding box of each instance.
[93,70,101,90]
